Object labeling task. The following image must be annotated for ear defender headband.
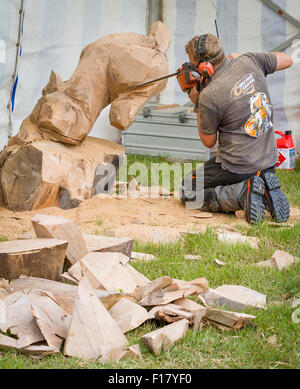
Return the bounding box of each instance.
[197,34,222,63]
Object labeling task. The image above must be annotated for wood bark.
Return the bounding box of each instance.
[0,238,68,281]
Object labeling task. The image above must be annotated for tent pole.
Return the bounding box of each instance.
[7,0,24,139]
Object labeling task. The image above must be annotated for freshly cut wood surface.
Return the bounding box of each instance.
[0,291,45,348]
[133,276,173,301]
[142,319,189,355]
[83,234,133,258]
[79,252,150,293]
[0,333,18,350]
[173,298,206,312]
[0,137,124,211]
[204,285,266,310]
[63,277,128,361]
[8,276,132,314]
[203,308,255,329]
[31,297,70,349]
[32,214,88,265]
[109,298,149,333]
[0,238,68,281]
[271,250,294,269]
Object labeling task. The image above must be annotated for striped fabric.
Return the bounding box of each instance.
[0,0,299,152]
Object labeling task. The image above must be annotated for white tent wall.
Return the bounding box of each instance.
[160,0,300,152]
[0,0,299,152]
[0,0,148,150]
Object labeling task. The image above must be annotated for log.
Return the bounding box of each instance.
[0,136,124,211]
[142,319,189,355]
[83,234,134,258]
[0,238,68,281]
[32,214,88,265]
[10,22,170,146]
[63,277,128,361]
[8,276,135,314]
[109,298,149,333]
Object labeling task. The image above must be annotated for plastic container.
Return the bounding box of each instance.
[275,130,296,170]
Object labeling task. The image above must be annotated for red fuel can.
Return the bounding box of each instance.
[275,130,296,170]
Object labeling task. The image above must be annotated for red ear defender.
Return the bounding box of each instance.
[197,61,215,79]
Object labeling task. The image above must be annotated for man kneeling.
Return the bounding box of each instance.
[180,33,293,224]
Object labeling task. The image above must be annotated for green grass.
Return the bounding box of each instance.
[0,155,299,369]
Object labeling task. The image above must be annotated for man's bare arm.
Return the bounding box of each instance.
[271,52,293,70]
[197,111,217,148]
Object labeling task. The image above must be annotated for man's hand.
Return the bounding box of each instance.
[228,53,241,59]
[188,85,199,104]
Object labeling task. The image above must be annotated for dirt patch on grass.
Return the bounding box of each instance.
[0,195,299,242]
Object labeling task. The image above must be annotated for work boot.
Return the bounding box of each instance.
[261,171,290,223]
[239,176,266,224]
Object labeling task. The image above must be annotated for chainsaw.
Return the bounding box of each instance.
[134,61,214,94]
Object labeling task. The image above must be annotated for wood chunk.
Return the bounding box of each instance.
[67,261,83,282]
[0,292,45,348]
[148,304,187,319]
[109,298,148,333]
[173,297,206,312]
[32,214,88,265]
[0,333,18,350]
[201,286,266,311]
[63,277,128,361]
[184,255,202,261]
[0,298,5,324]
[142,319,189,355]
[21,343,59,356]
[83,234,134,258]
[154,307,194,324]
[8,276,133,314]
[216,231,259,249]
[254,259,275,268]
[203,308,255,329]
[133,276,173,301]
[117,344,143,361]
[0,238,68,281]
[31,297,70,349]
[271,250,294,270]
[79,252,150,293]
[139,278,208,307]
[131,252,157,262]
[214,259,227,266]
[59,272,79,285]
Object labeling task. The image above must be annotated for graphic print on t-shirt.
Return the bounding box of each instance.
[231,73,255,98]
[244,88,273,137]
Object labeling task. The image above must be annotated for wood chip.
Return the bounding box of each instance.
[184,255,202,261]
[271,250,294,270]
[192,212,213,219]
[267,335,277,345]
[132,276,173,301]
[63,277,128,361]
[109,298,149,333]
[32,214,88,265]
[131,252,157,262]
[214,258,228,266]
[142,319,189,355]
[216,231,259,249]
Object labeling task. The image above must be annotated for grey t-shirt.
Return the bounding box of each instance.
[198,53,278,174]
